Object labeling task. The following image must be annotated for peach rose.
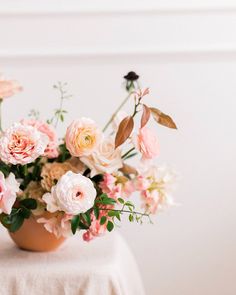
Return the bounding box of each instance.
[0,76,22,99]
[81,137,123,177]
[0,172,20,214]
[21,119,59,159]
[42,171,96,215]
[66,118,101,157]
[136,126,159,160]
[0,123,48,165]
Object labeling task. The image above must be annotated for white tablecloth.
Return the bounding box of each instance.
[0,227,145,295]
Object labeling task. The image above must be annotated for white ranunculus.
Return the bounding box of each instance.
[42,171,96,215]
[81,137,123,177]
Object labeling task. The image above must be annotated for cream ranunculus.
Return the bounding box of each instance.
[81,137,123,177]
[42,171,97,215]
[66,117,101,157]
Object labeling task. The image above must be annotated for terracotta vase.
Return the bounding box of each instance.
[8,214,66,252]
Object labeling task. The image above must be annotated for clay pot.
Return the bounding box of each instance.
[8,214,66,252]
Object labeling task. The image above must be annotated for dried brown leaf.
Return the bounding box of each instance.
[150,107,177,129]
[141,104,151,128]
[115,116,134,148]
[119,164,138,175]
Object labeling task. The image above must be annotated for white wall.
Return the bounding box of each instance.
[0,1,236,294]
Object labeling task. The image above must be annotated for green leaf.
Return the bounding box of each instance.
[125,201,135,208]
[99,193,108,199]
[20,198,37,210]
[2,216,11,225]
[94,207,100,219]
[129,214,134,222]
[118,198,125,204]
[108,211,116,217]
[100,216,107,225]
[102,199,116,205]
[71,215,80,235]
[108,210,121,221]
[78,221,89,230]
[97,195,116,205]
[107,221,114,232]
[81,212,91,227]
[20,207,31,219]
[9,214,24,233]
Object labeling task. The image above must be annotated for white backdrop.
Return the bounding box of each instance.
[0,1,236,294]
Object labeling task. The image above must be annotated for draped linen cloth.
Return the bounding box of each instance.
[0,227,145,295]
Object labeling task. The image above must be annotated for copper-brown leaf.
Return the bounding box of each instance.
[141,104,151,128]
[115,116,134,148]
[119,164,138,176]
[150,107,177,129]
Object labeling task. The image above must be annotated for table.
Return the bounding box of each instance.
[0,227,145,295]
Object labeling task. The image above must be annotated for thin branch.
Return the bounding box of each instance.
[103,92,133,132]
[122,147,135,159]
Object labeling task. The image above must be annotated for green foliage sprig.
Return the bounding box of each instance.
[71,194,152,235]
[47,82,72,128]
[0,198,37,232]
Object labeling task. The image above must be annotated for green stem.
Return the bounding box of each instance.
[54,84,65,128]
[122,147,135,159]
[103,91,133,132]
[99,208,150,217]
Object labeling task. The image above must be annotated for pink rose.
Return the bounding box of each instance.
[21,119,59,159]
[0,123,48,165]
[136,126,159,160]
[42,171,97,215]
[66,118,101,157]
[0,172,20,214]
[0,76,23,99]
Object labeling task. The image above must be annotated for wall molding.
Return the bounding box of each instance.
[0,45,236,60]
[0,1,236,16]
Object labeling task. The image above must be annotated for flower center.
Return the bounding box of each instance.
[75,191,82,199]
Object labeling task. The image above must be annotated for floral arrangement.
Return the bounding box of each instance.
[0,72,177,242]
